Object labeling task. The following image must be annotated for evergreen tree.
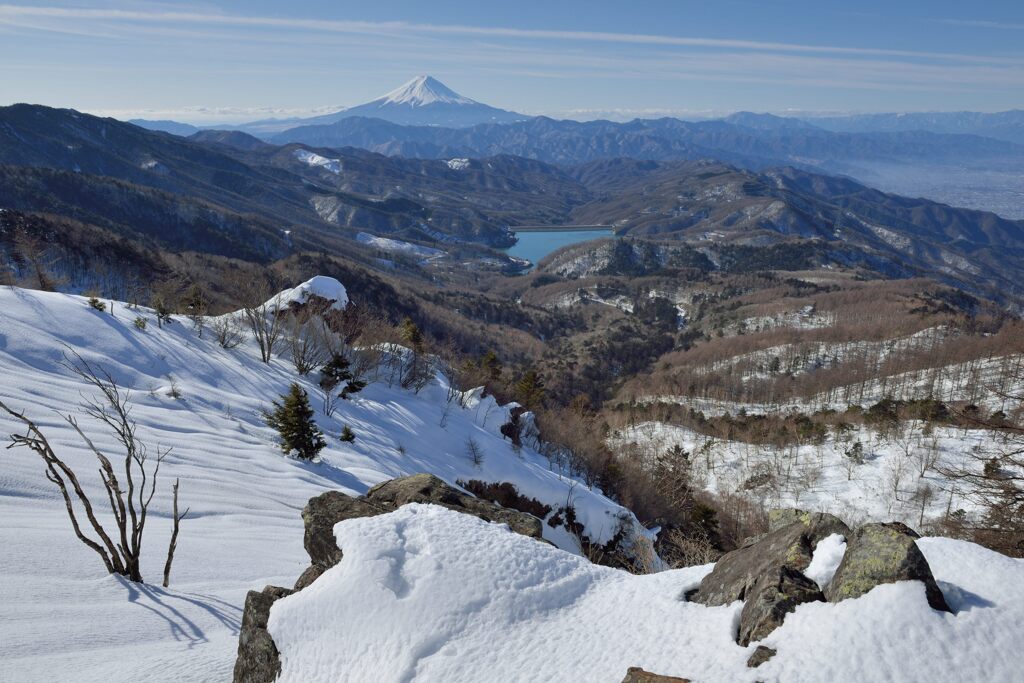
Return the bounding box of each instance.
[480,350,503,382]
[319,353,366,400]
[339,425,356,443]
[513,369,546,409]
[181,283,208,334]
[400,317,424,353]
[264,383,326,460]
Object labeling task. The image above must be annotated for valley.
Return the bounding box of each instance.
[2,20,1024,680]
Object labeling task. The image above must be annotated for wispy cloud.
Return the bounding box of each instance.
[0,4,1014,64]
[936,19,1024,31]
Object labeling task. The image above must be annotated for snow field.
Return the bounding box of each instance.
[269,503,1024,682]
[0,282,641,681]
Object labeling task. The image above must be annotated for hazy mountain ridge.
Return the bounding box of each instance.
[4,103,1024,301]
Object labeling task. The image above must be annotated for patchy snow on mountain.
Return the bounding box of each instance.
[268,503,1024,683]
[0,284,641,682]
[294,148,342,174]
[356,232,445,260]
[446,158,471,171]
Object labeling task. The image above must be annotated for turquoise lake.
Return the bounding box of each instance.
[505,229,615,268]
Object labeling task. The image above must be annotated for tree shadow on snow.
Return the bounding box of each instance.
[116,576,243,647]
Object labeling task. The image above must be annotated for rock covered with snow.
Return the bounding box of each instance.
[230,503,1024,682]
[273,275,349,312]
[233,474,549,681]
[300,473,545,582]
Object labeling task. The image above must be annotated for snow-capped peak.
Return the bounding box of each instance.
[378,76,476,107]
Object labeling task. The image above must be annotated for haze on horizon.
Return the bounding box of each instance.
[1,0,1022,124]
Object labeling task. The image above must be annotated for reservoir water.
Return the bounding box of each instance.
[505,228,614,269]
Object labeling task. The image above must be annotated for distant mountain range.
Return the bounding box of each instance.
[4,103,1024,301]
[805,110,1024,145]
[123,78,1024,217]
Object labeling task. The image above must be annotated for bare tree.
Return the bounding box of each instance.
[211,314,245,349]
[0,353,184,583]
[234,276,285,364]
[162,477,189,587]
[13,227,58,291]
[465,436,485,468]
[939,376,1024,556]
[288,311,330,376]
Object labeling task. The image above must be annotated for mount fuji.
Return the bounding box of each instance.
[339,75,525,127]
[140,76,527,137]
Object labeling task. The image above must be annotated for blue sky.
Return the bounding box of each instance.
[1,1,1022,123]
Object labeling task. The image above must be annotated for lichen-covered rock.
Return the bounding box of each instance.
[747,645,777,668]
[620,667,691,682]
[737,566,824,645]
[825,522,951,612]
[691,510,849,606]
[232,585,293,683]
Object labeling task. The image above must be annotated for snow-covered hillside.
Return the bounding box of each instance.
[269,504,1024,682]
[0,282,641,682]
[612,421,989,529]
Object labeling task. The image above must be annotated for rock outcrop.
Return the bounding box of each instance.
[825,522,951,612]
[300,473,544,585]
[737,566,824,646]
[620,667,691,683]
[747,645,776,668]
[692,508,950,650]
[691,509,849,606]
[233,585,294,683]
[233,474,547,682]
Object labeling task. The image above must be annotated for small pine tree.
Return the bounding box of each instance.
[513,369,546,409]
[133,316,147,330]
[400,317,424,353]
[264,383,326,460]
[339,425,356,443]
[480,350,503,382]
[319,353,366,400]
[181,283,208,335]
[87,296,106,312]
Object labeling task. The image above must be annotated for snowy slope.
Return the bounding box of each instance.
[270,504,1024,682]
[356,232,445,261]
[0,282,641,682]
[293,148,342,174]
[379,75,475,106]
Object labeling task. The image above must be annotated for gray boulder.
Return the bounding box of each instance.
[747,645,777,668]
[825,522,950,612]
[737,566,824,645]
[232,585,293,683]
[692,510,849,607]
[621,667,691,682]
